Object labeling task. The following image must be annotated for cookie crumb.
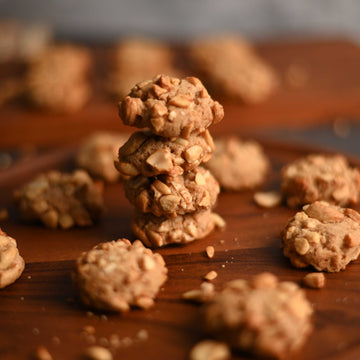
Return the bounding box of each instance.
[205,246,215,259]
[182,282,215,303]
[82,325,96,335]
[204,270,218,281]
[83,346,113,360]
[254,191,282,208]
[303,272,326,289]
[136,329,149,341]
[190,340,230,360]
[51,336,61,345]
[212,213,226,229]
[34,345,52,360]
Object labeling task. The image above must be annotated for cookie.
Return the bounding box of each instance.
[109,37,177,98]
[124,167,220,217]
[27,44,92,113]
[282,201,360,272]
[281,154,360,208]
[118,74,224,138]
[204,136,269,191]
[115,129,214,177]
[189,35,278,103]
[0,228,25,289]
[203,273,313,359]
[76,132,130,182]
[14,170,104,229]
[72,238,167,312]
[131,209,217,248]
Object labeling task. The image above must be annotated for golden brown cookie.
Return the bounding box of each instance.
[189,35,278,103]
[131,209,217,248]
[281,154,360,208]
[118,74,224,138]
[72,238,167,312]
[109,37,177,98]
[27,44,92,113]
[14,170,104,229]
[0,228,25,289]
[203,273,313,359]
[205,136,269,191]
[282,201,360,272]
[77,132,130,182]
[115,129,214,177]
[124,167,220,217]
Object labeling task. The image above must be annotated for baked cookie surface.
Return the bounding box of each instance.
[116,129,214,177]
[282,201,360,272]
[205,136,269,191]
[72,239,167,312]
[124,167,220,217]
[77,132,129,182]
[131,209,216,248]
[109,37,177,98]
[203,273,313,359]
[281,154,360,207]
[0,228,25,289]
[189,35,278,103]
[118,74,224,138]
[14,170,104,229]
[27,44,92,113]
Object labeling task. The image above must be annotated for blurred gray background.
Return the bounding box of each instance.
[1,0,360,42]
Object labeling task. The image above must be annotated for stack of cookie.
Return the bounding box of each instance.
[115,74,224,247]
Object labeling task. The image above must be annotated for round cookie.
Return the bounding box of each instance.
[27,44,92,113]
[14,170,104,229]
[203,273,313,359]
[77,132,130,182]
[281,154,360,208]
[118,74,224,138]
[115,129,214,177]
[205,136,269,191]
[189,35,278,103]
[131,209,216,248]
[0,228,25,289]
[109,37,177,98]
[124,167,220,217]
[282,201,360,272]
[72,238,167,312]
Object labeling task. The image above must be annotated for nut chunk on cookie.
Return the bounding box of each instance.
[282,201,360,272]
[14,170,104,229]
[72,239,168,312]
[118,74,224,138]
[205,136,269,191]
[0,228,25,288]
[77,132,129,182]
[203,273,313,359]
[281,154,360,208]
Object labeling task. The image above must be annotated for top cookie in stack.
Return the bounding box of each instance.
[116,74,224,248]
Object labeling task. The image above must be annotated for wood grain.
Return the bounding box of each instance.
[1,140,360,360]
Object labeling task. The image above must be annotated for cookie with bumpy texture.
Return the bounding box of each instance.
[14,170,104,229]
[282,201,360,272]
[0,228,25,289]
[203,273,313,359]
[115,129,214,177]
[72,239,167,312]
[131,209,217,248]
[77,132,130,182]
[118,74,224,138]
[109,37,177,98]
[27,44,92,113]
[205,136,269,191]
[124,167,220,218]
[281,154,360,208]
[189,35,278,103]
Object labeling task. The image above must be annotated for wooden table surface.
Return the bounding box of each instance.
[1,38,360,360]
